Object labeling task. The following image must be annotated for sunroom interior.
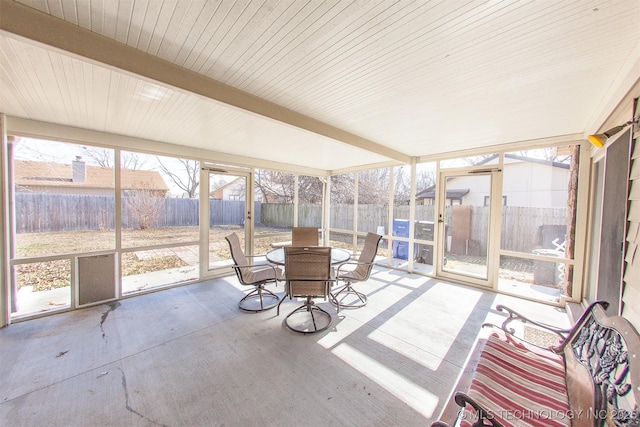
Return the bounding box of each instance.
[1,0,640,424]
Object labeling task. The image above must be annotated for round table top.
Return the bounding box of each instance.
[266,247,351,265]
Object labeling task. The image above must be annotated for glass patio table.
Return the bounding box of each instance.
[266,247,351,265]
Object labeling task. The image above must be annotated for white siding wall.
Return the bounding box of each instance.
[623,131,640,331]
[502,162,570,208]
[449,161,569,208]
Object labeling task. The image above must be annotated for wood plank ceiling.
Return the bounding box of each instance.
[1,0,639,172]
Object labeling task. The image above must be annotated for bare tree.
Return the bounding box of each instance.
[329,174,354,204]
[124,186,165,229]
[82,147,146,169]
[464,154,495,166]
[254,168,401,205]
[416,166,436,192]
[254,170,295,203]
[156,158,200,198]
[357,169,389,204]
[393,167,411,203]
[121,152,146,169]
[510,148,572,164]
[298,176,324,203]
[82,147,112,167]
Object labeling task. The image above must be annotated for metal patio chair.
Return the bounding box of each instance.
[277,246,335,333]
[225,233,283,312]
[291,227,319,246]
[331,232,382,309]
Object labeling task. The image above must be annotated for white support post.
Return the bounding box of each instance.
[0,114,8,326]
[408,158,417,272]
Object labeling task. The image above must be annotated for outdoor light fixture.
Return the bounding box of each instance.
[588,118,639,147]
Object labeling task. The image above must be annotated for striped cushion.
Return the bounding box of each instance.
[459,332,570,427]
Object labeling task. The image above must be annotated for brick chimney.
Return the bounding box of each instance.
[72,156,86,182]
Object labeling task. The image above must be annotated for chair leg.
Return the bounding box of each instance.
[276,292,287,316]
[276,282,291,316]
[239,284,280,312]
[331,281,368,309]
[284,297,332,334]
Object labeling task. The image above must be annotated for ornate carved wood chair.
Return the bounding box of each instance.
[225,233,282,312]
[331,232,382,309]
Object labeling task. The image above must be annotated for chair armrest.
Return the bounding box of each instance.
[336,261,372,275]
[482,304,572,351]
[483,301,610,353]
[453,392,504,427]
[431,391,504,427]
[231,263,279,274]
[242,254,270,265]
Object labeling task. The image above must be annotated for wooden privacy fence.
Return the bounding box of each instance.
[14,193,257,232]
[443,206,567,256]
[15,194,567,254]
[260,203,324,227]
[263,203,417,230]
[262,203,567,254]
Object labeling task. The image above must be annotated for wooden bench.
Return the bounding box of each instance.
[431,301,640,427]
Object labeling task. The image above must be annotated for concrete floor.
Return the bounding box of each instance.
[0,267,571,426]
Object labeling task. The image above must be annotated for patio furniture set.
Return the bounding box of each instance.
[225,228,383,334]
[227,227,640,426]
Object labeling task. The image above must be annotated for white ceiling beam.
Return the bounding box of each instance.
[415,133,586,163]
[0,0,411,165]
[6,116,329,177]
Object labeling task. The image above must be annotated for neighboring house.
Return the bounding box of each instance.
[211,177,287,202]
[210,177,252,201]
[416,154,570,208]
[415,188,470,206]
[14,157,169,197]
